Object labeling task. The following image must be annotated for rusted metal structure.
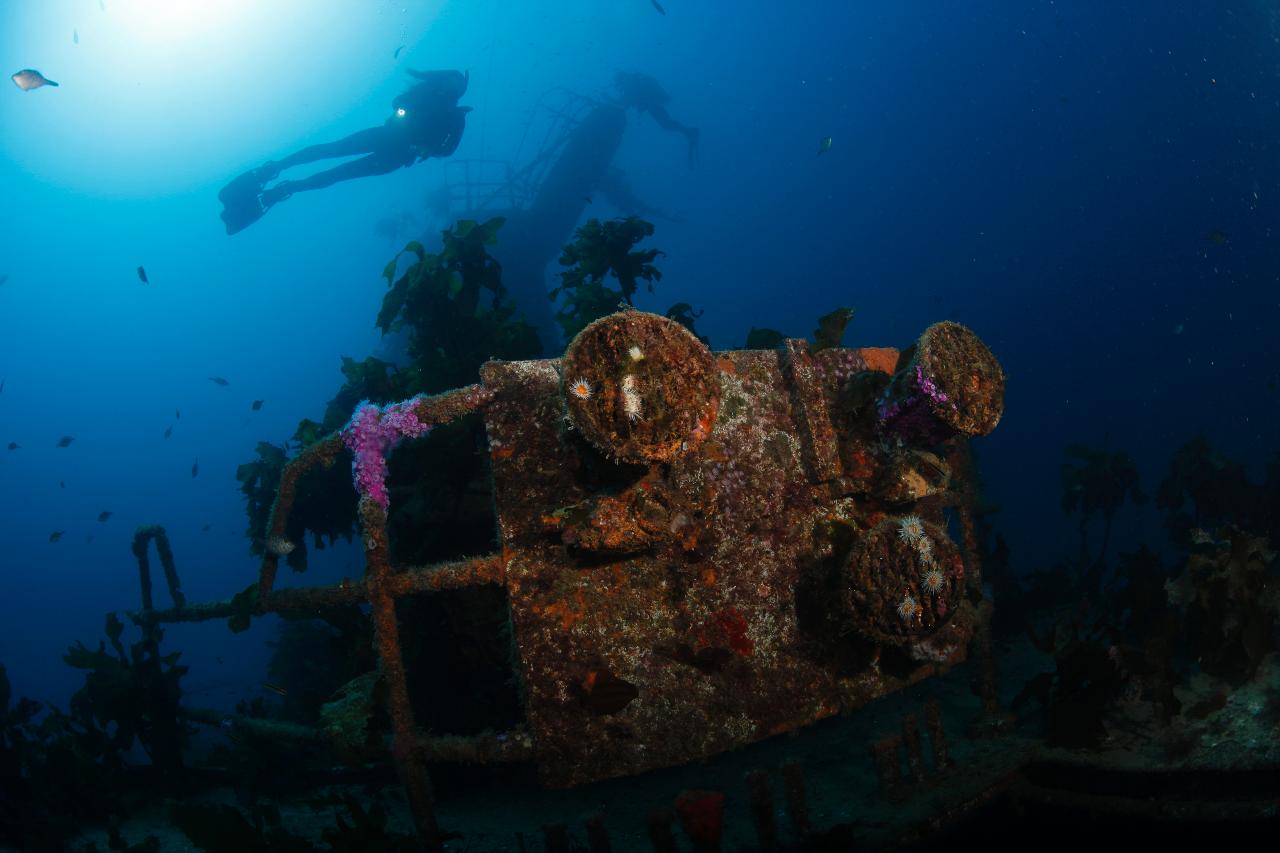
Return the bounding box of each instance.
[131,310,1005,850]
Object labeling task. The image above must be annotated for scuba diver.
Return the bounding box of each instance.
[219,69,471,235]
[610,71,699,168]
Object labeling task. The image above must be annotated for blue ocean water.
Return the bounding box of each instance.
[1,1,1278,848]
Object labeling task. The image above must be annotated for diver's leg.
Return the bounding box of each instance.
[684,126,699,168]
[261,152,410,204]
[266,127,388,176]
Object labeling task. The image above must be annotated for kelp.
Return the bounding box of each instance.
[812,306,856,352]
[551,216,665,340]
[236,441,287,559]
[1060,442,1145,572]
[1155,436,1278,545]
[740,307,855,352]
[665,302,709,345]
[62,614,190,781]
[376,217,539,394]
[744,327,786,349]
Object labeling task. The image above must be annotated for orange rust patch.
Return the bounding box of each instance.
[542,589,591,631]
[856,347,900,375]
[690,400,719,444]
[845,447,875,478]
[716,608,754,656]
[701,442,729,464]
[716,356,737,374]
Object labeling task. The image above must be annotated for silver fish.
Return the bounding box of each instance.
[12,69,59,91]
[266,535,296,556]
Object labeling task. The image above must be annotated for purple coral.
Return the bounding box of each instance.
[875,363,958,445]
[914,364,949,404]
[341,397,434,510]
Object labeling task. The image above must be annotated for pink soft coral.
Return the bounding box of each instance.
[341,397,434,510]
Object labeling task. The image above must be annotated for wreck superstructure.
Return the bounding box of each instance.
[132,311,1005,849]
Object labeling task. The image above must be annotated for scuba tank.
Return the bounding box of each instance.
[400,68,469,107]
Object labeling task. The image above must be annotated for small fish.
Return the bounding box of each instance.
[99,0,105,10]
[251,399,263,411]
[209,376,229,387]
[651,0,666,15]
[175,408,181,419]
[216,656,223,664]
[6,442,18,450]
[201,523,211,532]
[86,534,93,544]
[56,435,75,447]
[163,424,172,439]
[59,480,66,488]
[583,195,593,204]
[11,69,59,91]
[97,511,113,522]
[136,266,149,284]
[1173,323,1184,335]
[817,136,833,155]
[393,45,405,59]
[266,535,295,556]
[49,531,64,542]
[191,459,199,478]
[262,682,288,697]
[1205,228,1229,246]
[73,29,79,45]
[0,274,8,286]
[0,376,4,392]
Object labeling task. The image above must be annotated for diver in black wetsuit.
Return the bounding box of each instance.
[611,71,699,168]
[219,69,470,234]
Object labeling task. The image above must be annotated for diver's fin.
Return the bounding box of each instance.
[218,169,269,236]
